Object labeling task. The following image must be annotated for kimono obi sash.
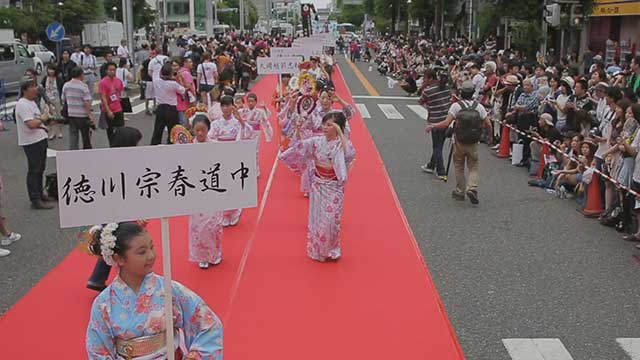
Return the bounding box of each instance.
[115,332,176,359]
[249,122,261,131]
[217,137,236,142]
[315,165,337,180]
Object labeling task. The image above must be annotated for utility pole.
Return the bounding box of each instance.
[541,0,548,57]
[468,0,473,41]
[122,0,134,55]
[239,0,245,33]
[206,0,214,35]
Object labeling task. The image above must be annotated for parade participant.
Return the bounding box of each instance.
[272,74,292,150]
[278,111,354,261]
[240,93,273,177]
[86,222,223,359]
[208,95,252,226]
[86,126,143,292]
[150,63,186,145]
[188,115,224,269]
[426,81,492,205]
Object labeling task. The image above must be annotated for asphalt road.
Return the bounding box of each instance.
[341,57,640,359]
[1,58,639,359]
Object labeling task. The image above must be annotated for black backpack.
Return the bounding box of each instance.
[454,101,483,144]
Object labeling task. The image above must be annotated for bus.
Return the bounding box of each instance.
[338,23,356,33]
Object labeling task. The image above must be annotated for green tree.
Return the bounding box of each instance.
[338,4,365,26]
[408,0,434,33]
[103,0,157,30]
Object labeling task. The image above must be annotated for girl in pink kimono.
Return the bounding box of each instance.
[189,115,224,269]
[280,89,355,196]
[279,111,355,261]
[238,93,273,177]
[208,95,253,227]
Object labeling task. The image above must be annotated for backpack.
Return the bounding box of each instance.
[454,101,483,144]
[140,58,151,82]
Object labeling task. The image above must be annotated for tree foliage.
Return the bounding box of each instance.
[104,0,156,30]
[0,0,103,37]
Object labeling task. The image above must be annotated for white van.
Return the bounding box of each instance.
[0,41,35,93]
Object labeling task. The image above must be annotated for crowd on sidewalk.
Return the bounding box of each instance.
[358,32,640,243]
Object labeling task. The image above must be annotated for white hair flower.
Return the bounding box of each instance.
[99,223,119,266]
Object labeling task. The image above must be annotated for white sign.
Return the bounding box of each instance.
[56,141,258,228]
[257,56,301,74]
[271,46,321,59]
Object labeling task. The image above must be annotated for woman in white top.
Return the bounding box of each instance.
[197,52,218,105]
[554,77,574,131]
[116,58,134,97]
[150,62,186,145]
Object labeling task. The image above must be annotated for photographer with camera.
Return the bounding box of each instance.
[62,67,96,150]
[150,62,186,145]
[15,77,55,210]
[426,81,492,204]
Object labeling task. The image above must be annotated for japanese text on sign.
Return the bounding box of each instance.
[257,56,301,75]
[56,141,257,228]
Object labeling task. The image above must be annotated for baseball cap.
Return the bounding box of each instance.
[540,113,554,126]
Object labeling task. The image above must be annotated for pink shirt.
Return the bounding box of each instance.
[177,67,193,111]
[98,76,124,113]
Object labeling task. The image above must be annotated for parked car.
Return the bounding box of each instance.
[27,44,56,65]
[0,40,36,93]
[33,55,44,75]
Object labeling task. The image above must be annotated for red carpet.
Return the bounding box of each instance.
[0,68,464,359]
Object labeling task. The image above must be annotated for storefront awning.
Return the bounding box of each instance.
[592,0,640,16]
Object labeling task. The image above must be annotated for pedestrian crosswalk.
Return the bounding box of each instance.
[354,102,429,121]
[502,338,640,359]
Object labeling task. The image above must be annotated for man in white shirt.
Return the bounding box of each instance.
[15,78,54,210]
[79,45,98,97]
[116,39,131,66]
[70,46,83,66]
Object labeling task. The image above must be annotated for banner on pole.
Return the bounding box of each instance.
[56,141,258,228]
[257,56,301,74]
[271,46,322,59]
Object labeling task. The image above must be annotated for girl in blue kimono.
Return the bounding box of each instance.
[86,221,223,359]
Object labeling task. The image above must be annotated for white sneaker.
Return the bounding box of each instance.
[0,232,21,246]
[0,248,10,257]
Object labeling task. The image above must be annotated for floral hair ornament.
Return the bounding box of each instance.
[100,223,119,266]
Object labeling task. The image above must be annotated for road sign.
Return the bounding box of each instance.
[46,22,65,42]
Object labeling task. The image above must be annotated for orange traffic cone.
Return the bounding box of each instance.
[536,143,550,179]
[495,126,510,158]
[579,173,604,218]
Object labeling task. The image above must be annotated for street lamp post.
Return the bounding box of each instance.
[112,6,118,21]
[407,0,411,34]
[57,2,64,63]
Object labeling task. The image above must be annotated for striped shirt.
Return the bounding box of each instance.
[420,84,451,123]
[62,79,92,118]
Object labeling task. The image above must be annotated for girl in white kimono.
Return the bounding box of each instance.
[189,115,224,269]
[208,95,253,227]
[279,111,355,261]
[238,93,273,177]
[86,222,223,359]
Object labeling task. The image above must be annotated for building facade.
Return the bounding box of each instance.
[588,0,640,58]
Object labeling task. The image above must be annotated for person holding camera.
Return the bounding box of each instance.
[150,62,186,145]
[15,77,54,210]
[62,67,95,150]
[426,81,492,204]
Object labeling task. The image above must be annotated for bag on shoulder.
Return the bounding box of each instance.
[454,101,483,144]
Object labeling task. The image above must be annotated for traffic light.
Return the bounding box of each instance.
[545,3,560,27]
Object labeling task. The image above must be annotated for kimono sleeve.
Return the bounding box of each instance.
[261,110,274,142]
[343,103,355,120]
[86,298,117,359]
[333,145,348,185]
[278,137,315,174]
[173,281,223,360]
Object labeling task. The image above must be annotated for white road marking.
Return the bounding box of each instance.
[378,104,404,119]
[352,95,419,100]
[407,104,428,120]
[617,338,640,359]
[131,102,147,114]
[355,103,370,119]
[502,338,574,360]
